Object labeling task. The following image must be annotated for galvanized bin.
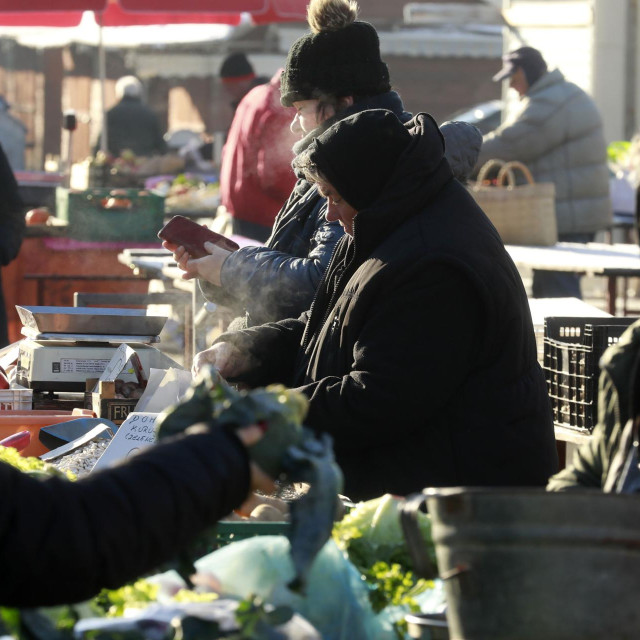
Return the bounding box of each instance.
[404,487,640,640]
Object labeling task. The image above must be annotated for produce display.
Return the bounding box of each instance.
[0,443,75,480]
[24,208,50,225]
[0,490,440,640]
[113,378,146,400]
[91,149,185,183]
[154,174,220,212]
[0,371,442,639]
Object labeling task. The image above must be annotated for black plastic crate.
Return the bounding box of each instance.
[542,316,635,433]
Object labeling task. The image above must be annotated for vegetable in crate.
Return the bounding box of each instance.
[155,366,343,591]
[333,494,436,615]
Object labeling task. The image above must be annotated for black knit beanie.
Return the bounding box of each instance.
[220,52,255,80]
[299,109,411,210]
[280,0,390,107]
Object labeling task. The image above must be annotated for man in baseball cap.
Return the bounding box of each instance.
[492,46,548,95]
[473,44,611,299]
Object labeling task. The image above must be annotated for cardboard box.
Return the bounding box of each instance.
[84,380,139,426]
[84,345,147,425]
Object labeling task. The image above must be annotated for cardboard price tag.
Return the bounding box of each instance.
[91,412,158,471]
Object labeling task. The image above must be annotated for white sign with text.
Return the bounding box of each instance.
[91,412,158,472]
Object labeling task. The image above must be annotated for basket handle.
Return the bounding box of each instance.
[496,160,535,187]
[476,158,506,184]
[399,492,439,580]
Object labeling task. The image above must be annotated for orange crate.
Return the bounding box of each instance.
[0,409,95,457]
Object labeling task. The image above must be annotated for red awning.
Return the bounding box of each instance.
[0,0,306,27]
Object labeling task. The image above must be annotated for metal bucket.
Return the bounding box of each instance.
[403,487,640,640]
[405,613,449,640]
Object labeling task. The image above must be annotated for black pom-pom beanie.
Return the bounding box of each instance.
[280,21,391,107]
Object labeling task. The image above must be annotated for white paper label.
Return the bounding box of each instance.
[59,358,111,374]
[91,412,158,472]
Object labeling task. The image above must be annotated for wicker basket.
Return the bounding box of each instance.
[470,159,558,246]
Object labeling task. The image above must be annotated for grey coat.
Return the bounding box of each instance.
[475,69,611,235]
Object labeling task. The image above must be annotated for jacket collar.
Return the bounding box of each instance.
[527,68,565,96]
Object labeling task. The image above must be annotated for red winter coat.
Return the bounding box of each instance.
[220,69,297,228]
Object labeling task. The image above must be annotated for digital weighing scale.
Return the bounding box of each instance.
[16,306,181,392]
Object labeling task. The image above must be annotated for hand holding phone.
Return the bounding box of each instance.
[158,215,239,258]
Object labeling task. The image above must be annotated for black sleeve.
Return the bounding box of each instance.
[0,141,24,266]
[298,264,482,449]
[0,426,251,607]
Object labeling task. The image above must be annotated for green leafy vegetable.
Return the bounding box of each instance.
[0,445,76,480]
[364,561,428,613]
[607,140,631,169]
[332,494,436,629]
[333,494,435,572]
[93,579,159,618]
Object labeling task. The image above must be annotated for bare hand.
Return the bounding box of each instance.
[192,342,252,378]
[162,240,231,286]
[235,424,276,494]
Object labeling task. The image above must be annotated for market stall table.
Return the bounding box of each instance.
[4,235,159,344]
[507,242,640,315]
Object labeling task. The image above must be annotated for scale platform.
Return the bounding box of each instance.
[16,305,167,337]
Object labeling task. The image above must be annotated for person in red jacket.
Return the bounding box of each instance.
[219,69,298,242]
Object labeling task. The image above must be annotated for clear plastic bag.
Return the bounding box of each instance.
[195,536,397,640]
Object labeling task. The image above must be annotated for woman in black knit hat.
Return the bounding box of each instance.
[165,0,479,335]
[193,108,558,501]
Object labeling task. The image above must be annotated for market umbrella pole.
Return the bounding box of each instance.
[97,14,108,154]
[62,110,78,187]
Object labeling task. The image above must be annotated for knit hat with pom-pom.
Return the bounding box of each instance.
[280,0,390,107]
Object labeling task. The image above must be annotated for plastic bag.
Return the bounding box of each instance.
[195,536,397,640]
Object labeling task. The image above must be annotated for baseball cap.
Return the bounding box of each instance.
[493,46,547,83]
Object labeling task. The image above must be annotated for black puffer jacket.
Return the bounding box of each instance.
[0,141,24,346]
[220,114,558,501]
[0,427,249,607]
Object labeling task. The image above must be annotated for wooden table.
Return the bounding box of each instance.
[507,242,640,315]
[3,237,158,344]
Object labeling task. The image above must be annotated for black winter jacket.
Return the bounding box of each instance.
[100,96,166,158]
[0,427,250,607]
[220,114,558,501]
[201,91,410,327]
[0,141,24,346]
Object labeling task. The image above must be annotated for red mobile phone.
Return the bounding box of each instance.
[158,215,239,257]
